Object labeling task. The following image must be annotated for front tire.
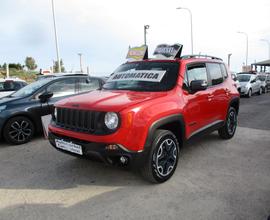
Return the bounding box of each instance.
[218,107,237,139]
[257,87,263,95]
[247,89,252,98]
[141,130,180,183]
[3,116,34,145]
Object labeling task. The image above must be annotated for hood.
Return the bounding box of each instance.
[239,82,248,87]
[0,95,21,105]
[56,90,168,112]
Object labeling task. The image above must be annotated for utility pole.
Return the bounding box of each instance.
[6,63,9,78]
[51,0,61,73]
[228,53,232,68]
[78,53,83,73]
[237,31,249,66]
[144,25,150,46]
[176,7,194,54]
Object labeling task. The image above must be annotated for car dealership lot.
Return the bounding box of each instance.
[0,94,269,220]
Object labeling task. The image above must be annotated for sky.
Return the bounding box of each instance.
[0,0,270,75]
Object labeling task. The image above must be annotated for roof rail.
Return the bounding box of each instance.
[181,54,223,61]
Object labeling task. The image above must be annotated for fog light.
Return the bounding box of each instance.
[120,156,128,165]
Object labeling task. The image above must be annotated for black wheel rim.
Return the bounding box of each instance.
[155,138,177,177]
[227,110,237,135]
[8,120,32,142]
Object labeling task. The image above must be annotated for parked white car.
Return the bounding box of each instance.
[237,73,263,97]
[0,78,27,98]
[231,73,241,92]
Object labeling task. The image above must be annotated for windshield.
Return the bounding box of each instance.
[237,75,251,82]
[103,62,179,91]
[11,79,51,97]
[258,75,266,81]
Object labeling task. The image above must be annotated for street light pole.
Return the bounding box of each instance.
[176,7,194,54]
[78,53,83,73]
[144,25,150,46]
[228,53,232,68]
[260,39,270,59]
[51,0,61,73]
[237,31,249,66]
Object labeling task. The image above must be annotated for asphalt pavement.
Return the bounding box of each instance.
[0,93,269,220]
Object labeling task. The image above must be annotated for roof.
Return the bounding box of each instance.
[252,59,270,66]
[0,77,26,82]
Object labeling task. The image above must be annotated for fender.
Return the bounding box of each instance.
[228,96,240,114]
[144,114,185,148]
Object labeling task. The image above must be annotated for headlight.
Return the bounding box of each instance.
[104,112,119,130]
[0,105,6,113]
[54,107,57,119]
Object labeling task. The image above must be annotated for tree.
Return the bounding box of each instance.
[53,59,65,73]
[25,57,37,70]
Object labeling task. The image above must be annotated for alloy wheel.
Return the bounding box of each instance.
[155,138,177,177]
[8,120,32,143]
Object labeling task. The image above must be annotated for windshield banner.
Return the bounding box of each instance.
[153,44,183,59]
[126,45,148,61]
[108,70,166,82]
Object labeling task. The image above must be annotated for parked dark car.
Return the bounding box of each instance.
[0,75,105,145]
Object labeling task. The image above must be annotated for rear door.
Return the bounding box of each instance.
[206,63,229,121]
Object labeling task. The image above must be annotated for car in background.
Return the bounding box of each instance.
[237,73,263,97]
[231,73,241,92]
[257,74,270,93]
[0,78,27,98]
[0,75,105,145]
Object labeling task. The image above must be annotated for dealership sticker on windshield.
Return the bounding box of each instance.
[107,70,166,82]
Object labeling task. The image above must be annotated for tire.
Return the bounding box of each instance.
[257,87,262,95]
[247,89,252,98]
[3,116,34,145]
[218,107,237,139]
[140,130,180,183]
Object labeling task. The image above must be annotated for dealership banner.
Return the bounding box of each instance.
[153,44,183,59]
[108,70,166,82]
[126,45,148,61]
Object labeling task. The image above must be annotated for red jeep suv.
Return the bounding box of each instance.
[48,49,240,183]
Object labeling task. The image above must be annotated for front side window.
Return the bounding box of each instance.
[103,61,179,92]
[186,64,208,85]
[79,78,100,93]
[207,63,223,86]
[47,78,76,98]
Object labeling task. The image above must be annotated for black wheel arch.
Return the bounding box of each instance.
[144,114,185,149]
[229,97,240,115]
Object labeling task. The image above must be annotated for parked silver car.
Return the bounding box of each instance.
[257,74,270,93]
[237,73,263,97]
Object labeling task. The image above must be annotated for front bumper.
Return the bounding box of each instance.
[239,87,248,95]
[48,132,149,169]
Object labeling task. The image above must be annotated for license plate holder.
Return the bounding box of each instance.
[55,139,83,155]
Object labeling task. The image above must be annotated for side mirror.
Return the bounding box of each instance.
[250,79,256,83]
[39,91,53,103]
[190,80,208,92]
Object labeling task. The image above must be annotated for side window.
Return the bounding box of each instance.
[207,63,224,86]
[186,64,208,85]
[79,78,100,93]
[220,64,228,79]
[47,78,76,98]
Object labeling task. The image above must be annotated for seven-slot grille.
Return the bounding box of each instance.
[55,108,101,133]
